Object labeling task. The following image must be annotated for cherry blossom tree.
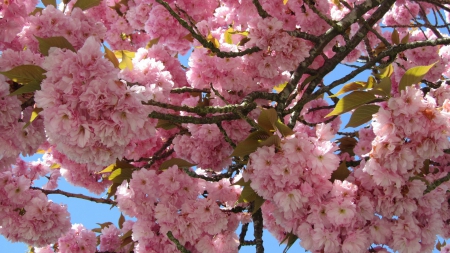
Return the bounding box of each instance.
[2,0,450,252]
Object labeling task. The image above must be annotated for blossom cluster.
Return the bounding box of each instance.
[252,86,450,253]
[34,37,155,167]
[0,159,71,247]
[115,165,242,253]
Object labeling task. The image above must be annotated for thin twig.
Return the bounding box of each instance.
[424,172,450,194]
[252,0,271,18]
[238,223,250,249]
[31,187,116,205]
[217,122,236,148]
[170,87,210,94]
[167,231,191,253]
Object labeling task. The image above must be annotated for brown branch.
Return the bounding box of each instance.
[238,223,250,249]
[170,87,210,94]
[424,172,450,194]
[252,0,270,18]
[217,122,236,148]
[285,30,320,43]
[167,231,191,253]
[144,100,253,114]
[253,208,264,253]
[31,187,116,205]
[304,0,335,27]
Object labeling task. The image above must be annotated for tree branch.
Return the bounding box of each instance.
[252,0,270,18]
[144,99,254,114]
[238,223,250,249]
[424,172,450,194]
[170,87,210,94]
[253,208,264,253]
[217,122,236,148]
[167,231,191,253]
[31,187,116,205]
[285,30,320,43]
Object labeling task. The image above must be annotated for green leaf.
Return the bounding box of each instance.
[237,37,251,46]
[399,62,437,92]
[371,77,391,96]
[119,230,133,249]
[401,32,410,44]
[23,107,43,129]
[329,81,365,97]
[420,159,430,175]
[275,119,295,137]
[108,168,133,184]
[232,177,249,187]
[0,65,46,84]
[159,158,195,170]
[120,236,133,249]
[119,51,133,70]
[230,138,260,157]
[337,137,358,156]
[391,29,400,45]
[98,163,117,174]
[156,119,177,130]
[257,108,278,133]
[376,64,394,79]
[73,0,102,10]
[436,240,445,251]
[114,50,135,59]
[30,7,44,16]
[42,0,57,7]
[107,182,121,200]
[326,91,376,117]
[252,195,265,214]
[9,81,41,96]
[273,82,287,93]
[229,31,249,36]
[207,33,220,48]
[103,45,119,68]
[50,163,61,169]
[146,37,160,49]
[258,135,281,148]
[281,232,298,253]
[346,105,380,128]
[365,76,375,89]
[91,228,102,233]
[330,162,350,182]
[238,184,257,203]
[224,27,234,44]
[230,130,270,157]
[35,36,76,56]
[234,180,266,213]
[118,213,125,229]
[96,222,113,230]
